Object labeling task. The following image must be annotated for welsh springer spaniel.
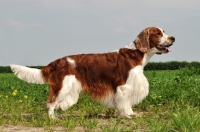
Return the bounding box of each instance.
[10,27,175,118]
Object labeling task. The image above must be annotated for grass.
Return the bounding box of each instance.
[0,68,200,131]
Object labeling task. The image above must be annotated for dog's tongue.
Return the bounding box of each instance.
[166,47,172,52]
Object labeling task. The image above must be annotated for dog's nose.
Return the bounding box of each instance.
[171,36,175,42]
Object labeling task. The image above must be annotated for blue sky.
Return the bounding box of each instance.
[1,0,200,66]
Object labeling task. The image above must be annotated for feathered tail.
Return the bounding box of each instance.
[10,64,45,84]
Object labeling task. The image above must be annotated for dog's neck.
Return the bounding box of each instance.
[142,50,156,68]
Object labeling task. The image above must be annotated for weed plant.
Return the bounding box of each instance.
[0,68,200,131]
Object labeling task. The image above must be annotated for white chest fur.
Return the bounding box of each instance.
[114,66,149,118]
[116,66,149,106]
[125,66,149,105]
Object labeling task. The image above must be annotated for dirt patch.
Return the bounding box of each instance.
[0,125,67,132]
[0,125,90,132]
[0,125,43,132]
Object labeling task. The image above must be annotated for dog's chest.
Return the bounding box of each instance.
[125,66,149,104]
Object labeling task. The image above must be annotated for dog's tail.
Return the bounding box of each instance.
[10,64,45,84]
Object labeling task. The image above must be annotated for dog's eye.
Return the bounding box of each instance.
[157,32,161,35]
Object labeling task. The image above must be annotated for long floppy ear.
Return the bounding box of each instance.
[134,29,149,53]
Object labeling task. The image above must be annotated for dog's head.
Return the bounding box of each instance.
[134,27,175,54]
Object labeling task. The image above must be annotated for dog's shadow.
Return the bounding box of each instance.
[58,109,117,120]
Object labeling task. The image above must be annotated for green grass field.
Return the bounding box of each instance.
[0,68,200,131]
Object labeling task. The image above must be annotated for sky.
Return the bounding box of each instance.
[0,0,200,66]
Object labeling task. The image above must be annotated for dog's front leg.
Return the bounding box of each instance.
[115,85,134,119]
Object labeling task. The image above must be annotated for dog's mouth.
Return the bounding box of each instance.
[156,44,172,53]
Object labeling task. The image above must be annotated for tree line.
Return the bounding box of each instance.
[0,61,200,73]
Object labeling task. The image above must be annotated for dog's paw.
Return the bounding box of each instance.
[49,112,59,120]
[120,114,132,119]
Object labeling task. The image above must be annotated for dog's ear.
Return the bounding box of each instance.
[134,29,149,53]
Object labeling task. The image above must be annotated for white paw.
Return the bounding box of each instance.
[118,110,132,119]
[127,108,134,115]
[120,113,132,119]
[49,114,57,119]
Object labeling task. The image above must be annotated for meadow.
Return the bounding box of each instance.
[0,67,200,132]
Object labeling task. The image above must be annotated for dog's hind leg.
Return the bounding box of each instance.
[46,85,60,119]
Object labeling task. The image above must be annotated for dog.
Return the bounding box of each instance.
[10,27,175,118]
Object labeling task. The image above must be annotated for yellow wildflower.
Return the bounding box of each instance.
[18,100,22,103]
[14,90,17,93]
[12,92,17,96]
[5,95,8,99]
[24,95,28,99]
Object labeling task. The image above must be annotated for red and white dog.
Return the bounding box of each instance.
[10,27,175,118]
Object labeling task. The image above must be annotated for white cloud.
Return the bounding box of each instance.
[5,19,24,27]
[114,27,127,33]
[4,18,44,28]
